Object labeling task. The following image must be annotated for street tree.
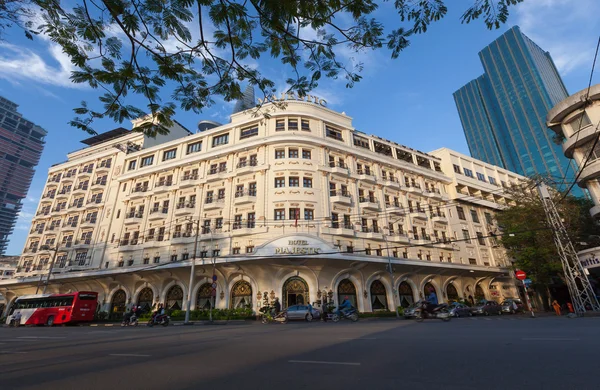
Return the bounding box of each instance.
[2,0,523,135]
[496,180,600,307]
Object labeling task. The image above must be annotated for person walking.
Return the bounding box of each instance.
[552,300,561,316]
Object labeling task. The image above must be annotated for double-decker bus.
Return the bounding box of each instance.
[6,291,98,326]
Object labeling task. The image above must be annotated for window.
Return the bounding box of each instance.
[301,119,310,131]
[457,206,466,220]
[489,177,497,185]
[353,135,370,149]
[289,208,300,220]
[233,215,242,230]
[304,209,314,220]
[453,164,461,174]
[140,155,154,167]
[275,149,285,159]
[187,141,202,154]
[171,254,178,262]
[163,149,176,161]
[240,125,258,139]
[583,141,600,162]
[469,258,477,265]
[215,218,223,229]
[275,119,285,131]
[249,182,257,196]
[246,246,255,253]
[325,125,343,141]
[154,256,160,264]
[476,172,486,182]
[289,177,300,187]
[470,209,480,223]
[302,149,311,159]
[218,162,227,172]
[274,177,285,188]
[463,168,474,178]
[247,212,255,228]
[274,209,285,220]
[289,148,299,158]
[212,133,229,147]
[232,247,241,255]
[128,160,137,171]
[462,229,471,244]
[303,177,313,188]
[331,212,339,228]
[209,164,218,174]
[476,232,486,246]
[217,188,225,199]
[569,113,592,133]
[484,212,493,225]
[288,119,298,131]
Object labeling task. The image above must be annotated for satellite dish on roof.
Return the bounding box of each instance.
[197,120,222,133]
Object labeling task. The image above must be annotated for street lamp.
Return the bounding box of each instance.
[382,227,400,318]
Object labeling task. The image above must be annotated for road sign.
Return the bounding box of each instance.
[515,270,527,280]
[212,274,217,281]
[211,282,217,289]
[524,278,532,286]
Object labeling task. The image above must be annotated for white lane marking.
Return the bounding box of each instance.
[288,360,360,366]
[17,336,66,339]
[522,338,580,341]
[109,354,151,357]
[0,340,36,342]
[0,351,27,354]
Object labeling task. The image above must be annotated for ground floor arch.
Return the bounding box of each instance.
[166,285,184,310]
[230,280,252,309]
[447,283,459,303]
[110,289,126,319]
[475,284,486,302]
[398,282,414,308]
[196,283,213,310]
[282,276,309,308]
[136,287,154,313]
[337,279,357,308]
[370,280,388,310]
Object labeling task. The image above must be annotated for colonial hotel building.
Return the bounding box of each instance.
[0,95,524,316]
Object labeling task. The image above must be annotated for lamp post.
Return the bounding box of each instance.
[184,219,200,325]
[382,228,400,318]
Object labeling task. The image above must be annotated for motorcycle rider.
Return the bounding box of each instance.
[152,304,166,323]
[425,288,439,314]
[337,296,352,317]
[273,298,281,315]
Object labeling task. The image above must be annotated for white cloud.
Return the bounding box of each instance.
[0,42,81,88]
[515,0,600,75]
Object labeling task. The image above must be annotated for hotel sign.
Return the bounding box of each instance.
[253,235,336,257]
[257,91,327,107]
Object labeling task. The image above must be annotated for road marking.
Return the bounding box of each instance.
[0,351,27,354]
[109,354,151,357]
[288,360,360,366]
[338,338,377,340]
[526,337,582,341]
[17,336,66,339]
[0,340,36,342]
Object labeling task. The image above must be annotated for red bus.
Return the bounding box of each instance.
[6,291,98,326]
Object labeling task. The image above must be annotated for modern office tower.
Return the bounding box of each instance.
[0,96,47,255]
[453,26,579,194]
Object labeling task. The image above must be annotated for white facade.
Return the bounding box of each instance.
[0,101,521,316]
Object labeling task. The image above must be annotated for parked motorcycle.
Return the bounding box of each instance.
[259,305,288,324]
[147,313,170,327]
[331,307,359,323]
[121,314,139,327]
[414,301,451,322]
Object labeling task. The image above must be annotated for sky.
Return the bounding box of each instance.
[1,0,600,255]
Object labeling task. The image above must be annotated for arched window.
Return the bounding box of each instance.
[283,276,309,308]
[398,282,414,308]
[337,279,357,308]
[110,290,126,319]
[136,288,154,313]
[166,285,184,310]
[475,284,485,302]
[196,283,213,310]
[370,280,388,311]
[447,283,459,303]
[230,280,252,309]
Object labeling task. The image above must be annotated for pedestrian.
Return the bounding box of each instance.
[566,302,574,313]
[552,300,561,316]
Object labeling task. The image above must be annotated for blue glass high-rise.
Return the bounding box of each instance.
[454,26,581,195]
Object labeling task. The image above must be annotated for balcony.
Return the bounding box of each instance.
[431,212,448,224]
[385,203,404,216]
[234,191,257,205]
[52,207,68,215]
[405,183,422,193]
[148,208,169,220]
[87,198,103,207]
[424,187,443,200]
[358,227,383,240]
[204,198,225,210]
[118,239,140,251]
[91,180,107,189]
[578,158,600,184]
[359,197,379,211]
[29,228,44,236]
[72,186,88,195]
[356,170,377,183]
[383,176,401,188]
[236,160,259,174]
[387,233,410,243]
[171,231,193,244]
[330,190,352,205]
[124,212,144,224]
[154,181,173,194]
[409,207,428,220]
[323,224,355,237]
[56,189,70,199]
[62,222,78,231]
[130,186,149,199]
[175,202,196,215]
[96,163,111,173]
[81,218,97,228]
[73,239,92,248]
[412,234,432,245]
[327,161,349,175]
[180,174,199,188]
[42,193,56,200]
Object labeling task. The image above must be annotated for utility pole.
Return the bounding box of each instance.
[538,183,600,316]
[35,246,59,294]
[184,219,200,324]
[382,231,400,318]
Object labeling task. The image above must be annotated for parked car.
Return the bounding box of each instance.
[471,300,502,316]
[403,302,419,319]
[501,299,523,314]
[448,302,472,317]
[285,304,321,321]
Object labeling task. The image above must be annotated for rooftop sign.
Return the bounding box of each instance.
[257,91,327,107]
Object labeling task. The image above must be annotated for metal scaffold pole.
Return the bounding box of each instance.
[537,183,600,316]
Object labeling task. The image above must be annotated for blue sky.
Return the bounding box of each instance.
[1,0,599,255]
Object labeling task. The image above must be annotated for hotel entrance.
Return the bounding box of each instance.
[283,276,309,308]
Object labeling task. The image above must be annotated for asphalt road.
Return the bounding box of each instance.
[0,316,597,390]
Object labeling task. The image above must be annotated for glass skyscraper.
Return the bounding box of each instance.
[454,26,578,194]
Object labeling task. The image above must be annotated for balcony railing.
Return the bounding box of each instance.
[237,160,258,168]
[133,186,149,193]
[182,174,198,181]
[330,190,351,197]
[235,190,257,198]
[329,161,347,169]
[359,196,377,203]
